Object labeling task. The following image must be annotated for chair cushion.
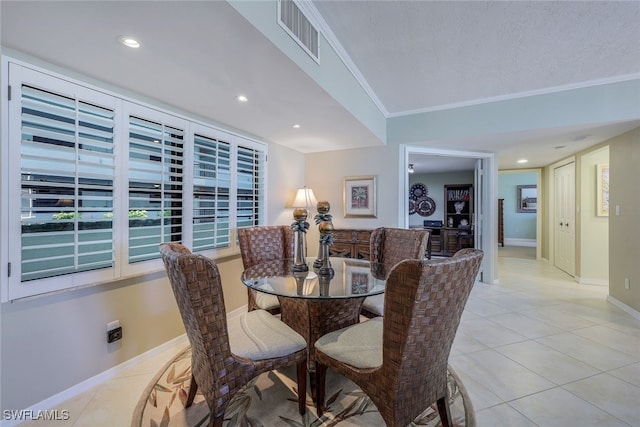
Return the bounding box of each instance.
[254,292,280,311]
[361,294,384,317]
[229,309,306,360]
[315,317,383,369]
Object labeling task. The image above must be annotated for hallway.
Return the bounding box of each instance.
[452,254,639,426]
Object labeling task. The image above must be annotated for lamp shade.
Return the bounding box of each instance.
[291,187,318,209]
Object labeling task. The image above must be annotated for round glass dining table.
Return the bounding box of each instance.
[241,257,387,299]
[241,257,389,378]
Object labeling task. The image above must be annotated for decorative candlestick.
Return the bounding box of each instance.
[317,273,331,297]
[293,271,307,295]
[317,220,334,277]
[314,201,332,269]
[291,208,309,272]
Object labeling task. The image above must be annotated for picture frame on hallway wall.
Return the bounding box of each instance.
[517,185,537,213]
[343,175,377,218]
[596,164,609,217]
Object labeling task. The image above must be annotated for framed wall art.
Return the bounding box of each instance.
[517,185,537,213]
[596,164,609,217]
[343,175,377,218]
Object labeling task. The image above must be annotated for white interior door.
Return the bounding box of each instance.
[554,162,576,276]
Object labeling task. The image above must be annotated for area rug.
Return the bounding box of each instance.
[132,346,475,427]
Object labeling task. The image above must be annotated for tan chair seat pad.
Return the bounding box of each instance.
[229,309,306,360]
[361,294,384,317]
[315,317,383,369]
[254,292,280,310]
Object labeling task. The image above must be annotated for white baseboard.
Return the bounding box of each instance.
[503,238,536,247]
[607,295,640,321]
[1,305,250,427]
[575,276,609,286]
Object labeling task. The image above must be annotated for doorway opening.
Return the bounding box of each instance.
[399,145,497,285]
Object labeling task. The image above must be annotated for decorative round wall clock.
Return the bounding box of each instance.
[409,199,417,215]
[409,183,436,217]
[416,196,436,217]
[409,183,427,201]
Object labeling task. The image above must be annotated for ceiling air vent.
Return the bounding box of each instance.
[278,0,319,62]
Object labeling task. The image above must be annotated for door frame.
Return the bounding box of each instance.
[399,145,498,285]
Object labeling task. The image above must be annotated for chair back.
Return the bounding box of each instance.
[382,248,483,424]
[370,227,430,271]
[159,242,231,407]
[238,225,295,269]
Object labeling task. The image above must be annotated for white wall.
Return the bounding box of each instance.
[578,146,609,285]
[608,128,640,313]
[302,144,401,256]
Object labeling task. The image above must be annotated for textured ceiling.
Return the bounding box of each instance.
[1,1,639,171]
[313,0,640,115]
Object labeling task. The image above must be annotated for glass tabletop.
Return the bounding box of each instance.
[241,257,389,299]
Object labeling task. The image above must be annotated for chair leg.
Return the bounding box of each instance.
[436,396,453,427]
[315,363,327,417]
[185,374,198,408]
[297,360,307,415]
[209,414,224,427]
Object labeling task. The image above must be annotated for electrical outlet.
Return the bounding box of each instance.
[107,326,123,343]
[624,278,630,290]
[107,320,122,343]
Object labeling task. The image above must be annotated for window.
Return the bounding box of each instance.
[20,85,116,281]
[192,132,231,252]
[2,59,267,301]
[127,115,184,263]
[236,144,265,229]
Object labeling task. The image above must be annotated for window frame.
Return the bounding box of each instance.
[1,56,268,302]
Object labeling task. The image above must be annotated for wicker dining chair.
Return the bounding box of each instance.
[315,248,483,427]
[159,243,308,427]
[360,227,431,318]
[238,225,295,314]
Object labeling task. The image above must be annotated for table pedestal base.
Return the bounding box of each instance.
[279,296,365,400]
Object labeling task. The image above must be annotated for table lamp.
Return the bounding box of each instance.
[290,187,317,272]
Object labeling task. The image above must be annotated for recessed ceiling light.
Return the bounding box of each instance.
[517,159,528,164]
[554,145,566,150]
[119,36,141,48]
[236,95,248,103]
[292,124,301,129]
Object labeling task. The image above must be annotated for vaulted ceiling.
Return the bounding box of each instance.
[2,1,639,171]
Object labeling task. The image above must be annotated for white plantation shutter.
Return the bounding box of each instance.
[4,60,267,301]
[236,144,264,229]
[127,115,184,263]
[192,133,231,251]
[19,84,115,282]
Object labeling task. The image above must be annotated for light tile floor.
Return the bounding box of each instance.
[13,251,640,426]
[451,253,640,427]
